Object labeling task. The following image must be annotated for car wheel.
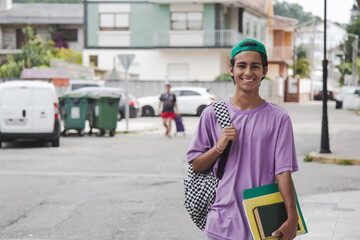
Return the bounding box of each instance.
[196,105,206,116]
[118,111,123,121]
[0,141,2,148]
[52,137,60,147]
[142,106,155,117]
[335,100,342,109]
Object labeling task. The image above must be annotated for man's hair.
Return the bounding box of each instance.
[229,41,268,82]
[165,84,171,88]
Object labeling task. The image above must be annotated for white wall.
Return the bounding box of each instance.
[83,49,226,81]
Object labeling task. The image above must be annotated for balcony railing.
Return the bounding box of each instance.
[153,30,246,48]
[267,47,293,60]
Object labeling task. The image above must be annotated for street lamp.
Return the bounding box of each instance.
[320,0,331,153]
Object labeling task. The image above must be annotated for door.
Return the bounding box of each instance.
[0,87,32,133]
[175,90,202,115]
[31,88,55,133]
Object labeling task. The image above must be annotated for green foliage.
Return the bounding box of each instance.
[303,155,312,162]
[295,57,311,78]
[273,0,321,24]
[337,160,353,165]
[215,72,233,81]
[47,45,82,65]
[343,14,360,62]
[337,62,352,86]
[296,44,307,59]
[0,26,82,79]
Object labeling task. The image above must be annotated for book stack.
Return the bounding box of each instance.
[243,183,307,240]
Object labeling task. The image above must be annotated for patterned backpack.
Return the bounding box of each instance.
[184,101,232,230]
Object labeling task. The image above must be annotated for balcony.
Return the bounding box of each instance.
[267,46,294,61]
[153,30,245,48]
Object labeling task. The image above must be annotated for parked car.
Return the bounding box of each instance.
[0,81,61,148]
[313,90,335,101]
[334,86,360,109]
[138,87,216,116]
[69,87,139,119]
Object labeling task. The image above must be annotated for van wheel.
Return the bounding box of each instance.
[0,141,2,148]
[52,138,60,147]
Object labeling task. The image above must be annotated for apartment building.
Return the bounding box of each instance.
[83,0,273,81]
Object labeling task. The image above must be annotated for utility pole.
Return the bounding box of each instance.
[320,0,331,153]
[347,33,359,86]
[351,35,359,86]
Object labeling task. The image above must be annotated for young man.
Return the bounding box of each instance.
[159,84,178,137]
[187,39,299,240]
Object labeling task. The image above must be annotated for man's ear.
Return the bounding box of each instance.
[228,65,234,77]
[263,66,268,76]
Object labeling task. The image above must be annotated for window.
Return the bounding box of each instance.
[100,13,129,31]
[89,55,98,67]
[254,22,258,38]
[245,19,250,36]
[181,90,200,96]
[171,12,202,30]
[61,29,78,42]
[261,25,265,41]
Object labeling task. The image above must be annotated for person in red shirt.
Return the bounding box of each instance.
[158,84,179,138]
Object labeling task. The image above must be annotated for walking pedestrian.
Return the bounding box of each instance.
[159,84,178,138]
[187,39,299,240]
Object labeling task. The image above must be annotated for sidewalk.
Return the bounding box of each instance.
[309,129,360,165]
[298,190,360,239]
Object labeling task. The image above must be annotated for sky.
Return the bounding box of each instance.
[277,0,356,24]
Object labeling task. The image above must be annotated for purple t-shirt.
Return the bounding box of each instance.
[187,99,298,240]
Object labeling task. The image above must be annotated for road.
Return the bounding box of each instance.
[0,101,359,239]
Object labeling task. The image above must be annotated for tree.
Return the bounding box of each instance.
[337,62,352,86]
[0,26,82,79]
[295,58,311,78]
[296,44,307,59]
[273,0,321,24]
[343,14,360,62]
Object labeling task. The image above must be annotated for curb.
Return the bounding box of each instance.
[308,151,360,165]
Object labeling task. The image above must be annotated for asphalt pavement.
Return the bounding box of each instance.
[0,101,359,239]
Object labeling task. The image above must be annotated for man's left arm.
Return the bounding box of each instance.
[272,171,298,240]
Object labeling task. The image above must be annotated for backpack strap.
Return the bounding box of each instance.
[211,101,231,128]
[211,101,232,180]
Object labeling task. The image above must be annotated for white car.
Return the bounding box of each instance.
[334,86,360,109]
[138,87,216,116]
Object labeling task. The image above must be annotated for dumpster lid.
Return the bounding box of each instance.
[88,92,121,99]
[59,93,89,99]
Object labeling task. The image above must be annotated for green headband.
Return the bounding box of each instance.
[230,38,267,63]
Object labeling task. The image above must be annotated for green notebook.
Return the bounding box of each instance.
[253,202,300,239]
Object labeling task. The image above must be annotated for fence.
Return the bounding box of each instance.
[107,79,283,104]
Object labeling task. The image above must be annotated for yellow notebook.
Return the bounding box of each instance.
[242,183,307,240]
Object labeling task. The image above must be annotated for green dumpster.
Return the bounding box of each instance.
[88,94,120,137]
[59,93,88,136]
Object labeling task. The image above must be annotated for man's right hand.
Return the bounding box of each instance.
[217,124,238,150]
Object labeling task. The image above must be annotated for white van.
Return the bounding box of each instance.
[0,81,61,148]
